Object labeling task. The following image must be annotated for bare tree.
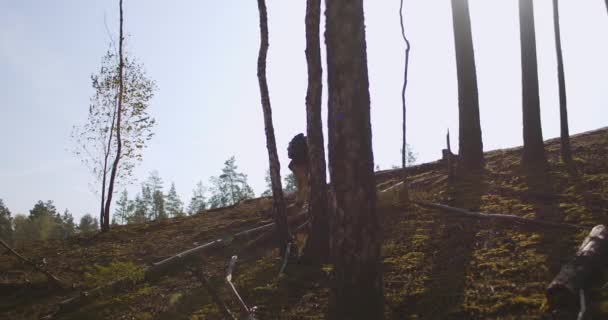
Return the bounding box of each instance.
[325,0,383,318]
[519,0,547,169]
[552,0,572,164]
[256,0,289,254]
[451,0,484,171]
[399,0,412,199]
[301,0,329,264]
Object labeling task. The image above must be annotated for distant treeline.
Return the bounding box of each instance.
[0,199,98,247]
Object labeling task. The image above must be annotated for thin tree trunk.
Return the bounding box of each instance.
[399,0,411,200]
[325,0,383,318]
[102,0,125,232]
[451,0,484,171]
[519,0,547,169]
[256,0,290,255]
[552,0,572,164]
[100,99,118,227]
[301,0,329,264]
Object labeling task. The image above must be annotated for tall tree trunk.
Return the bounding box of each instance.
[102,0,125,232]
[100,100,118,228]
[451,0,484,171]
[552,0,572,164]
[301,0,329,264]
[399,0,411,200]
[519,0,547,169]
[256,0,290,255]
[325,1,383,319]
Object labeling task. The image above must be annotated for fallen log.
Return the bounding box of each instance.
[197,267,236,320]
[413,201,587,231]
[546,224,608,311]
[0,239,68,289]
[233,211,307,241]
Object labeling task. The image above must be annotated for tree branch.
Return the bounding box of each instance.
[0,239,67,289]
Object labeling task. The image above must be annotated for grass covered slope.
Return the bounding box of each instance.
[1,127,607,320]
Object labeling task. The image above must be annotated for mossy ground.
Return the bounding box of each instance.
[1,128,607,319]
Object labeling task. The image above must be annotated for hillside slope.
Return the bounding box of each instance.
[1,127,607,320]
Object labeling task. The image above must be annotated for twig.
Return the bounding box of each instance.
[225,256,253,318]
[413,200,587,231]
[0,239,67,289]
[278,242,291,276]
[577,289,586,320]
[197,267,236,320]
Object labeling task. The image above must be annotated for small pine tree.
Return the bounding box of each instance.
[208,157,255,209]
[165,182,184,217]
[188,181,207,215]
[79,214,99,234]
[130,194,148,224]
[115,189,132,225]
[153,190,166,220]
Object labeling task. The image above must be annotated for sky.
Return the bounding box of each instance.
[1,1,607,221]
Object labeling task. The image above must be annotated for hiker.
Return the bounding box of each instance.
[287,133,309,207]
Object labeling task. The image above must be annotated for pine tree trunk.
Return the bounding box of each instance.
[301,0,329,264]
[256,0,289,255]
[102,0,125,232]
[519,0,547,169]
[552,0,572,164]
[399,0,411,200]
[325,1,383,318]
[451,0,484,171]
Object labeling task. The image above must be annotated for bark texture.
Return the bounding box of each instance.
[325,0,383,318]
[102,0,124,232]
[451,0,484,171]
[256,0,289,254]
[552,0,572,164]
[301,0,330,264]
[546,225,608,310]
[519,0,547,169]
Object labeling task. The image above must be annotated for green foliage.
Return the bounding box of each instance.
[283,173,297,193]
[262,169,296,196]
[165,182,184,217]
[188,181,207,215]
[146,171,166,220]
[79,214,99,234]
[72,48,157,188]
[114,189,132,225]
[0,199,13,243]
[208,156,255,208]
[84,261,145,289]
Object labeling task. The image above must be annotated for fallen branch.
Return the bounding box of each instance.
[145,239,227,280]
[0,239,67,289]
[197,267,236,320]
[546,224,608,312]
[413,200,587,231]
[46,210,311,318]
[225,255,254,318]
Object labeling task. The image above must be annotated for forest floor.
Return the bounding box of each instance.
[1,127,607,320]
